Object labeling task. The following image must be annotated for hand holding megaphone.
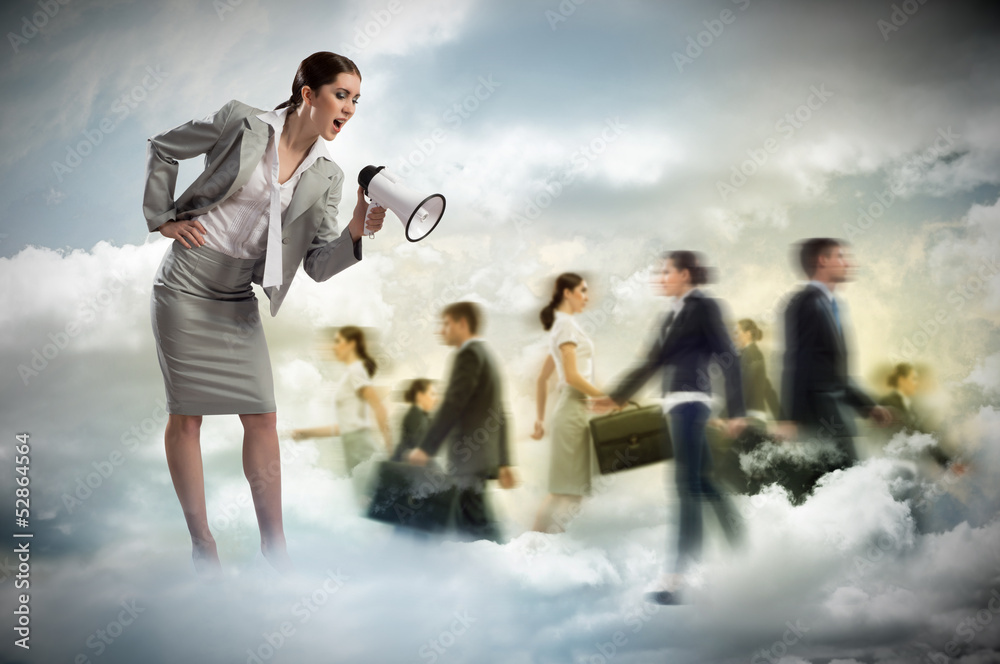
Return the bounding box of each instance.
[352,187,386,239]
[363,198,382,239]
[358,166,446,242]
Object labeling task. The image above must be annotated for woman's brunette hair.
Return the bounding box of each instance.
[887,362,914,389]
[275,52,361,111]
[540,272,584,331]
[737,318,763,342]
[337,326,376,377]
[664,250,714,286]
[404,378,432,404]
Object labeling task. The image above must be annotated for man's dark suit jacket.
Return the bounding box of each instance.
[610,289,745,418]
[781,283,874,439]
[418,339,512,478]
[740,342,780,417]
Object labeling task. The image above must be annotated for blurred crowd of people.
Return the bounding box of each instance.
[289,238,975,604]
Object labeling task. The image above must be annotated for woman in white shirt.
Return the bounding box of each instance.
[292,326,393,475]
[531,273,606,532]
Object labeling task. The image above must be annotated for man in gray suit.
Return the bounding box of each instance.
[408,302,516,543]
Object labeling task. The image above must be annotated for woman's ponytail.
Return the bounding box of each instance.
[339,326,377,377]
[540,272,584,330]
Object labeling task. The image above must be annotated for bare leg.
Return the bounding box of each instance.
[239,412,292,574]
[163,413,220,577]
[532,494,583,533]
[531,495,557,533]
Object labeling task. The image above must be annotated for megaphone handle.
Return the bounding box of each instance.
[364,199,379,239]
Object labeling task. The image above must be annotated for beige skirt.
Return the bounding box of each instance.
[548,386,598,496]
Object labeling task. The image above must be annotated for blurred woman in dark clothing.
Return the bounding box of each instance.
[391,379,437,462]
[733,319,780,421]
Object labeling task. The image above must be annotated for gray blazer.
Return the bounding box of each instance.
[143,99,361,316]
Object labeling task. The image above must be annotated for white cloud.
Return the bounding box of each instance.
[335,0,479,58]
[965,353,1000,398]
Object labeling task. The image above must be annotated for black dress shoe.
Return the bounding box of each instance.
[644,590,683,605]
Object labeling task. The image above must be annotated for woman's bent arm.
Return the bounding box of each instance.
[362,386,393,454]
[533,354,556,439]
[143,100,237,233]
[291,425,338,440]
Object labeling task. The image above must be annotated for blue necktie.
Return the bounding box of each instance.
[831,298,842,336]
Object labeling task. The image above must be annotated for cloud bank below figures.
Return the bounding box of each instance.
[10,424,1000,664]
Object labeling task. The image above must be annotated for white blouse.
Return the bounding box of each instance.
[549,310,594,387]
[335,360,373,434]
[197,107,331,260]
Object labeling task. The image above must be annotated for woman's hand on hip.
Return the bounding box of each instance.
[158,219,208,249]
[349,186,386,241]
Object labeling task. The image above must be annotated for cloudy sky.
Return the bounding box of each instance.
[2,0,1000,662]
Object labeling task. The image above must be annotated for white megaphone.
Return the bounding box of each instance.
[358,165,446,242]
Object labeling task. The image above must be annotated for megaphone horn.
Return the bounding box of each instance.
[358,165,446,242]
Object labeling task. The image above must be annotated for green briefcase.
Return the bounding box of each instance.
[366,460,458,532]
[589,402,672,474]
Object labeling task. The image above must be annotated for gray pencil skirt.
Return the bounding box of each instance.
[548,386,598,496]
[150,242,275,416]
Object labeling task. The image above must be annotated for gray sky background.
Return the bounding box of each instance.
[2,0,1000,662]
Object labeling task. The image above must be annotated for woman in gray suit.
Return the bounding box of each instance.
[144,52,386,576]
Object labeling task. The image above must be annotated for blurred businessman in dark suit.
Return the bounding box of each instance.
[408,302,515,543]
[780,238,891,481]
